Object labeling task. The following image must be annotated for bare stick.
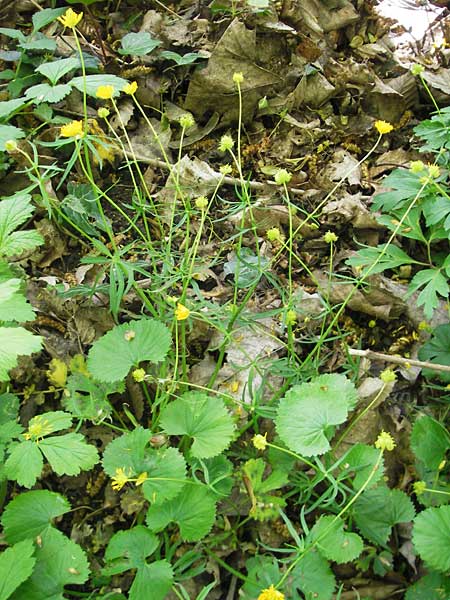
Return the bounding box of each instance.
[348,348,450,373]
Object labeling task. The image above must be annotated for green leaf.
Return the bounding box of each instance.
[405,571,450,600]
[119,32,161,56]
[25,83,72,104]
[71,74,128,98]
[340,443,385,490]
[40,432,99,476]
[354,485,415,545]
[36,58,79,85]
[62,372,118,422]
[4,441,43,488]
[159,51,202,65]
[371,168,426,212]
[276,374,358,456]
[160,391,234,458]
[407,269,449,319]
[376,207,427,242]
[242,458,288,495]
[0,279,36,322]
[32,7,67,32]
[140,447,187,505]
[310,515,363,564]
[11,528,89,599]
[129,561,173,600]
[413,506,450,573]
[223,248,269,288]
[419,323,450,382]
[0,539,36,600]
[18,34,57,52]
[0,393,19,425]
[240,556,282,600]
[411,416,450,471]
[102,427,186,503]
[0,98,27,120]
[0,125,25,152]
[346,244,416,276]
[87,318,171,383]
[28,411,73,435]
[1,490,70,544]
[292,549,335,600]
[146,484,216,542]
[0,194,44,257]
[103,526,159,575]
[0,327,42,381]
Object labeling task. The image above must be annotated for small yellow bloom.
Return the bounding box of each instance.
[175,303,190,321]
[4,139,17,153]
[285,309,297,326]
[218,135,234,152]
[380,368,396,383]
[375,430,396,452]
[324,231,338,244]
[427,164,440,179]
[23,416,52,441]
[135,472,148,486]
[195,196,208,210]
[233,71,244,85]
[258,584,285,600]
[59,8,83,28]
[266,227,283,242]
[60,120,84,139]
[97,107,110,119]
[96,85,114,100]
[111,467,131,491]
[413,480,427,496]
[219,164,233,175]
[409,160,425,173]
[132,368,146,383]
[375,120,394,135]
[179,113,195,129]
[252,433,268,451]
[274,168,292,186]
[123,81,138,95]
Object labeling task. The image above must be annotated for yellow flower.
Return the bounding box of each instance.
[96,85,114,100]
[132,368,146,382]
[23,416,52,441]
[175,303,190,321]
[252,433,268,451]
[218,135,234,152]
[60,120,84,138]
[374,120,394,135]
[123,81,138,95]
[233,71,244,85]
[375,431,396,452]
[111,467,131,491]
[274,168,292,186]
[258,584,285,600]
[59,8,83,28]
[285,309,297,326]
[135,472,148,486]
[413,480,427,496]
[324,231,338,243]
[195,196,208,210]
[380,368,396,383]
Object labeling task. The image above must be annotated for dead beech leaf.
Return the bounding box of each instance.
[185,19,282,125]
[322,193,382,229]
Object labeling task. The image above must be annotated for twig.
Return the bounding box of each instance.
[123,150,306,196]
[348,348,450,373]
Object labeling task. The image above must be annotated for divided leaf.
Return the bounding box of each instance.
[418,323,450,382]
[4,441,43,488]
[413,506,450,573]
[0,194,44,258]
[292,549,335,600]
[11,528,89,600]
[87,318,171,383]
[310,515,364,564]
[1,490,70,544]
[40,433,99,476]
[0,539,36,600]
[411,416,450,471]
[354,485,415,546]
[0,327,42,381]
[160,391,234,458]
[146,484,216,542]
[276,374,358,456]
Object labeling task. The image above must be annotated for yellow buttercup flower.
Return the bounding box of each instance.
[258,584,285,600]
[375,430,396,452]
[175,303,190,321]
[96,85,114,100]
[374,120,393,135]
[59,8,83,28]
[123,81,138,95]
[253,433,268,451]
[111,467,131,491]
[60,120,84,138]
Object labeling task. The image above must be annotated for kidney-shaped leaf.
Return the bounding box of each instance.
[276,374,358,456]
[87,318,171,383]
[160,391,234,458]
